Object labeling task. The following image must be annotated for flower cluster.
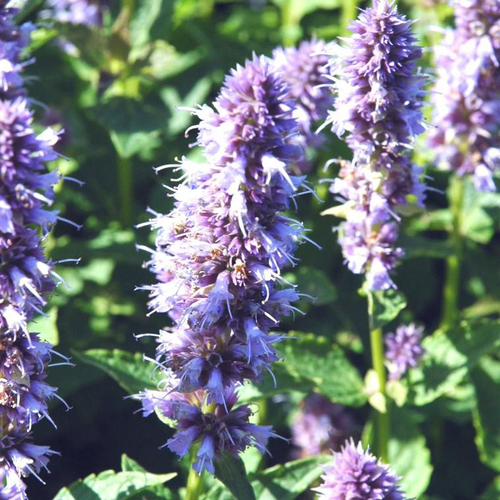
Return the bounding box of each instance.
[139,55,309,473]
[0,7,62,498]
[272,38,333,172]
[291,393,357,458]
[142,385,276,475]
[43,0,102,27]
[324,0,426,289]
[428,0,500,191]
[314,439,406,500]
[385,323,425,380]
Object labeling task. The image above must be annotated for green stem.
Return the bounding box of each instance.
[117,155,133,227]
[440,176,464,330]
[341,0,358,36]
[185,466,204,500]
[281,0,300,47]
[368,299,389,462]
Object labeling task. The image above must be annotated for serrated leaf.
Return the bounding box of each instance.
[389,408,433,498]
[203,456,327,500]
[53,469,176,500]
[367,289,407,329]
[214,452,256,500]
[408,320,500,406]
[471,357,500,472]
[280,333,367,407]
[92,96,168,158]
[73,349,158,395]
[251,456,328,500]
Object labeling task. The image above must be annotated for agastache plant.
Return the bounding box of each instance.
[313,439,406,500]
[272,38,333,172]
[0,6,66,498]
[428,0,500,191]
[322,0,426,289]
[138,55,312,476]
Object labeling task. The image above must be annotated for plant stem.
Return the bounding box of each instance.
[117,155,133,227]
[341,0,358,36]
[281,0,300,47]
[368,298,389,462]
[185,466,204,500]
[441,176,464,330]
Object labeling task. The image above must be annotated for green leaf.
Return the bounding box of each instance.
[29,307,59,345]
[73,349,158,395]
[408,320,500,406]
[203,456,327,500]
[236,361,316,404]
[92,96,168,158]
[482,477,500,499]
[272,0,341,22]
[460,179,500,244]
[213,452,256,500]
[53,469,176,500]
[130,0,174,49]
[120,456,175,500]
[160,77,212,136]
[399,234,455,260]
[286,266,337,306]
[280,333,367,407]
[367,289,407,329]
[251,456,327,500]
[389,408,433,498]
[121,455,147,473]
[471,357,500,472]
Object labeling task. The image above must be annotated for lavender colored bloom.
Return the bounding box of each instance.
[141,55,307,401]
[314,439,406,500]
[0,7,63,497]
[385,324,425,380]
[291,393,358,458]
[428,0,500,191]
[139,55,311,473]
[323,0,426,289]
[141,387,275,475]
[273,39,333,171]
[43,0,102,27]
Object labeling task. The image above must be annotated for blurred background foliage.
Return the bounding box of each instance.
[12,0,500,498]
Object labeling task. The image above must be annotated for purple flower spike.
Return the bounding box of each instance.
[140,55,309,400]
[385,323,425,380]
[139,55,313,474]
[314,439,407,500]
[0,7,64,497]
[272,39,333,171]
[324,0,427,289]
[428,0,500,191]
[141,388,276,475]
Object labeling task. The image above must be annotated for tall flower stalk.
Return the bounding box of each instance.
[138,55,311,497]
[428,0,500,329]
[323,0,426,460]
[0,6,65,497]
